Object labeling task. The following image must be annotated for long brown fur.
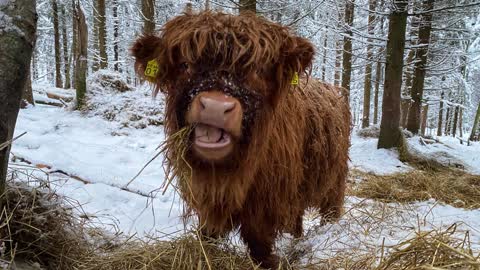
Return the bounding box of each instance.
[132,11,351,269]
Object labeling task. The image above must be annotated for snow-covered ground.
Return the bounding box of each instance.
[9,93,480,262]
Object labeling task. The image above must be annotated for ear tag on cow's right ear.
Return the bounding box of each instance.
[291,72,299,85]
[144,59,159,81]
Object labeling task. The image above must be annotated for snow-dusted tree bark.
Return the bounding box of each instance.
[406,0,434,134]
[378,0,409,149]
[341,0,355,100]
[142,0,155,34]
[71,0,77,88]
[334,38,342,86]
[97,0,107,69]
[420,104,428,136]
[52,0,63,88]
[74,1,88,109]
[21,69,34,107]
[93,0,107,71]
[470,102,480,141]
[452,105,459,137]
[61,4,71,89]
[113,0,119,71]
[362,0,376,128]
[321,29,328,81]
[437,91,444,136]
[0,0,37,197]
[445,105,451,135]
[373,60,382,125]
[239,0,256,14]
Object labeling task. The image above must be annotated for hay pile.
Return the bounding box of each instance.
[1,173,480,269]
[0,171,256,270]
[0,179,94,269]
[376,224,479,269]
[350,169,480,209]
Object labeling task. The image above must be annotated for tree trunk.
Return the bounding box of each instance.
[420,104,428,136]
[437,91,444,136]
[52,0,63,88]
[373,60,381,125]
[341,0,355,101]
[373,0,385,126]
[334,38,342,86]
[142,0,155,34]
[97,0,107,69]
[113,0,120,71]
[0,0,37,198]
[74,1,88,110]
[445,105,451,135]
[469,102,480,141]
[71,0,77,89]
[61,4,71,89]
[452,105,459,137]
[400,99,410,127]
[378,0,409,149]
[321,30,328,82]
[361,0,376,128]
[239,0,256,14]
[406,0,434,134]
[21,69,34,107]
[205,0,210,10]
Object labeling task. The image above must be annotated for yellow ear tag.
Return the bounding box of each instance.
[291,72,299,85]
[144,59,159,81]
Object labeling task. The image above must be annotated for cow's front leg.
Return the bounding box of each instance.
[240,222,279,269]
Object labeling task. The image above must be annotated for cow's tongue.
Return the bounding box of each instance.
[195,124,223,143]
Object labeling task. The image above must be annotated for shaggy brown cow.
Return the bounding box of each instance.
[132,11,351,269]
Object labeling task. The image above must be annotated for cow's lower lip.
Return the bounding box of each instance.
[194,124,232,149]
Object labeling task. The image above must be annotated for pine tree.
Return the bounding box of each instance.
[406,0,434,134]
[378,0,409,149]
[341,0,355,100]
[52,0,63,88]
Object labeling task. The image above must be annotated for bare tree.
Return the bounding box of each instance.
[0,0,37,196]
[362,0,376,128]
[113,0,120,71]
[378,0,409,149]
[52,0,63,88]
[437,91,444,136]
[470,102,480,141]
[406,0,434,134]
[142,0,155,34]
[74,0,88,109]
[61,4,71,88]
[341,0,355,100]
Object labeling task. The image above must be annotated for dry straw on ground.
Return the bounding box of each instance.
[350,168,480,209]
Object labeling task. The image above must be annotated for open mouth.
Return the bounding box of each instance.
[194,123,232,149]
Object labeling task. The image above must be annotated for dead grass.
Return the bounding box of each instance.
[350,169,480,209]
[2,173,480,269]
[375,224,480,270]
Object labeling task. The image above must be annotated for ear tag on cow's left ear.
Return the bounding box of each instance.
[144,59,159,82]
[291,72,299,85]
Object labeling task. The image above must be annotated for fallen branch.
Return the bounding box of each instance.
[11,155,152,198]
[36,99,64,107]
[46,92,74,102]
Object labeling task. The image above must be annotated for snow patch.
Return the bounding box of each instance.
[349,134,412,175]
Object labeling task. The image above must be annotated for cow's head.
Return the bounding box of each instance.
[132,11,314,164]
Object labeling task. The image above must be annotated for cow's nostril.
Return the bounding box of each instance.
[199,97,207,110]
[224,102,235,114]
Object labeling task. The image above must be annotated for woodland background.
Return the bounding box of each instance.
[28,0,480,146]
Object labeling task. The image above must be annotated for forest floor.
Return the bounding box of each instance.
[5,85,480,269]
